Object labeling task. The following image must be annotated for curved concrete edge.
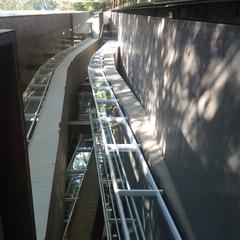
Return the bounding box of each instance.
[28,38,98,240]
[102,41,196,240]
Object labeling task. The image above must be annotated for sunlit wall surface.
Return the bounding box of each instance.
[114,12,240,240]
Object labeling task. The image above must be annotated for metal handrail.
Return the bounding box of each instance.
[88,41,182,240]
[100,23,105,40]
[104,120,146,240]
[23,40,87,143]
[90,109,122,240]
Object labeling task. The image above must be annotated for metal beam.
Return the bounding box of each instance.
[107,144,137,152]
[117,189,164,197]
[100,116,126,123]
[96,99,118,104]
[24,96,42,101]
[68,120,90,126]
[92,86,112,90]
[30,83,47,88]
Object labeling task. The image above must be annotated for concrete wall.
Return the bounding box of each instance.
[73,12,89,35]
[0,30,36,240]
[45,39,99,240]
[114,13,240,240]
[49,40,99,240]
[0,12,89,91]
[28,39,98,240]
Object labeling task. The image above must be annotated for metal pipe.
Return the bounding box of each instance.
[90,109,121,239]
[90,67,131,240]
[105,127,145,240]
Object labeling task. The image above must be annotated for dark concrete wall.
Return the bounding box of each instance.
[115,13,240,240]
[115,0,240,26]
[0,13,86,91]
[0,30,36,240]
[66,40,99,122]
[68,154,100,240]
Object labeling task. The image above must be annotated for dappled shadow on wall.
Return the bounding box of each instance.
[117,13,240,240]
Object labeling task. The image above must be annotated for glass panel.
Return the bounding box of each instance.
[109,151,152,190]
[110,122,131,144]
[98,103,120,117]
[32,74,49,84]
[92,79,108,87]
[78,107,89,121]
[95,89,113,100]
[24,98,40,114]
[27,86,45,96]
[65,201,73,215]
[81,136,92,147]
[91,71,104,77]
[69,152,91,171]
[25,120,32,134]
[66,176,83,197]
[121,195,172,240]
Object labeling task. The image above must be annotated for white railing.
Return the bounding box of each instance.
[88,41,182,240]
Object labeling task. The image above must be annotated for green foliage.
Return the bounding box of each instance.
[73,1,106,13]
[57,2,74,11]
[0,0,23,10]
[0,0,106,11]
[0,0,58,10]
[23,0,58,10]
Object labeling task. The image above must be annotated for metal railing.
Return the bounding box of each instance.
[90,109,122,239]
[23,39,87,143]
[63,134,93,240]
[88,42,182,240]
